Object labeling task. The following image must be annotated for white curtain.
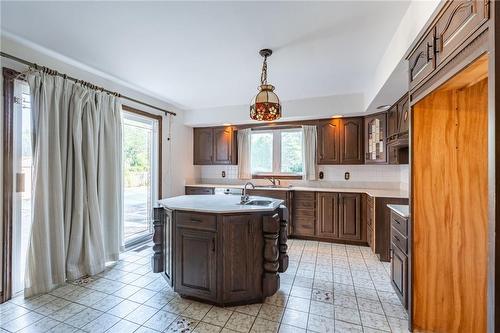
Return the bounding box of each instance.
[25,72,122,297]
[302,125,317,181]
[237,128,252,179]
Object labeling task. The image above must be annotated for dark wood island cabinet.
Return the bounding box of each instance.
[152,195,288,306]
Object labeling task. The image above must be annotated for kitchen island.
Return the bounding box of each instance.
[151,195,288,306]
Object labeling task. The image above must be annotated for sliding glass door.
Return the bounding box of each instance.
[12,80,33,295]
[122,109,160,247]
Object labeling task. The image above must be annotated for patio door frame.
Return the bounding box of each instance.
[2,68,20,303]
[121,105,162,248]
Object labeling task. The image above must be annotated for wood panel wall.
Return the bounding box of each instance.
[412,72,488,332]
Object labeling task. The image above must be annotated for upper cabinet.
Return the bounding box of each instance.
[365,113,387,164]
[317,119,341,164]
[435,0,489,67]
[193,126,237,165]
[317,117,363,165]
[398,95,409,135]
[409,0,489,90]
[386,105,399,142]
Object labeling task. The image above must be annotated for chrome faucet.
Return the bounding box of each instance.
[267,177,281,187]
[241,182,255,204]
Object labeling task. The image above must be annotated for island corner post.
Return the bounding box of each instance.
[151,204,289,306]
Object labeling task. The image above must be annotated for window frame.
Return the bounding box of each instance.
[251,127,303,179]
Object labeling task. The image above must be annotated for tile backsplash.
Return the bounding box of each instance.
[196,164,409,191]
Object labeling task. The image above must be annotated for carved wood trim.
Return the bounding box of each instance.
[262,213,280,297]
[278,206,289,273]
[152,206,165,273]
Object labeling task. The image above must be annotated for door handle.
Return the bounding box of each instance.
[16,173,25,193]
[212,238,216,252]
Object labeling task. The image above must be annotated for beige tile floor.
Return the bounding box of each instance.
[0,239,409,333]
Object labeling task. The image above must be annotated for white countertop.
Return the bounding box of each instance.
[186,183,409,198]
[159,195,284,213]
[387,204,410,218]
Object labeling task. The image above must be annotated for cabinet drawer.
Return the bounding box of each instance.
[391,212,408,236]
[294,218,315,236]
[294,191,315,201]
[391,227,408,254]
[176,212,217,231]
[294,198,315,210]
[185,187,215,195]
[294,208,315,218]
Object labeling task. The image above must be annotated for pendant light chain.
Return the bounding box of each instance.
[260,56,268,85]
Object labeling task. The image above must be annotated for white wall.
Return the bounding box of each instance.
[364,0,441,112]
[184,93,364,127]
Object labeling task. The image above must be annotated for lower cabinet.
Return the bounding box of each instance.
[390,210,409,308]
[338,193,362,241]
[222,215,261,303]
[391,243,408,307]
[175,227,217,301]
[315,192,365,244]
[316,193,339,238]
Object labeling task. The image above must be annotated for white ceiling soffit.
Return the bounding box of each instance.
[1,1,411,112]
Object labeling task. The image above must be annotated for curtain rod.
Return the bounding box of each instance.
[1,51,176,116]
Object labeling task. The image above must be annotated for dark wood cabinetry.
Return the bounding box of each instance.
[374,197,409,262]
[185,186,215,195]
[316,192,338,238]
[409,29,435,89]
[340,118,364,164]
[364,113,387,164]
[317,119,340,164]
[389,209,409,309]
[193,127,237,165]
[175,227,217,301]
[338,193,362,241]
[366,196,375,251]
[293,191,316,236]
[193,128,214,165]
[315,192,365,244]
[317,118,363,165]
[386,105,399,141]
[434,0,488,67]
[222,215,261,303]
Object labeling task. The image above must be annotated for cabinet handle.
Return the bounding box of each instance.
[426,41,433,61]
[212,238,216,252]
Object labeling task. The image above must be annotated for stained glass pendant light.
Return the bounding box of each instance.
[250,49,282,121]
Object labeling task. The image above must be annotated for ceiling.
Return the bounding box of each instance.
[1,1,410,110]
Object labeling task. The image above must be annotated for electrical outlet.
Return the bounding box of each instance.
[344,172,350,180]
[319,171,324,179]
[222,171,226,178]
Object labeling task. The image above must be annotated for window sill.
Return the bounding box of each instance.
[252,174,303,180]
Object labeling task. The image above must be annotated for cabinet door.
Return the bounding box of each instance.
[222,215,261,303]
[340,118,364,164]
[175,228,217,301]
[338,193,362,241]
[386,106,399,141]
[213,127,236,165]
[317,119,340,164]
[391,245,408,308]
[193,128,214,165]
[397,94,409,135]
[409,28,436,89]
[316,192,339,238]
[364,113,387,164]
[435,0,488,66]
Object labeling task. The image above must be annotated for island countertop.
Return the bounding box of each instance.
[158,194,284,213]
